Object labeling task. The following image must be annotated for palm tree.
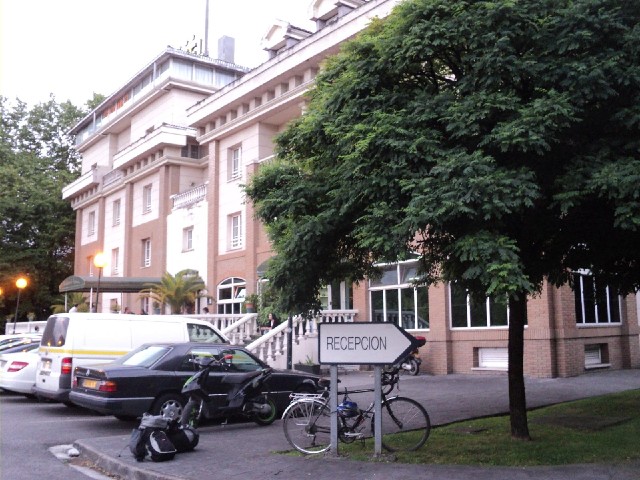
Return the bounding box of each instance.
[141,269,207,314]
[51,292,89,314]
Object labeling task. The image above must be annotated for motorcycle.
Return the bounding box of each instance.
[399,335,426,376]
[180,350,277,428]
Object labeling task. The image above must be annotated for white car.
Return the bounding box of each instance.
[0,343,40,396]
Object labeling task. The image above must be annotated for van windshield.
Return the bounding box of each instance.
[41,316,69,347]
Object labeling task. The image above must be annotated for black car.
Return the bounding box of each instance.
[69,342,321,420]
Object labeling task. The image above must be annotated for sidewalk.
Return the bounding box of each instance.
[74,369,640,480]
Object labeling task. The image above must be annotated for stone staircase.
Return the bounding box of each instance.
[184,310,358,370]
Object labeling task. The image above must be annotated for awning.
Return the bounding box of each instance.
[59,275,162,293]
[256,258,272,278]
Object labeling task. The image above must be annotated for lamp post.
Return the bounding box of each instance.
[12,277,28,334]
[93,252,107,313]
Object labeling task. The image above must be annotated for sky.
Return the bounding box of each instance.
[0,0,315,107]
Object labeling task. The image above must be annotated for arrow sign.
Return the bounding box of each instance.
[318,322,420,365]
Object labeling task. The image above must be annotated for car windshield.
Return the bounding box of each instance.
[0,343,39,354]
[0,337,40,351]
[117,345,171,367]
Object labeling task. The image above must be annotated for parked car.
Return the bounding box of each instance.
[69,342,321,421]
[0,343,41,397]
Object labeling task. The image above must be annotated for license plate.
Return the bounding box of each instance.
[40,359,51,372]
[81,378,99,389]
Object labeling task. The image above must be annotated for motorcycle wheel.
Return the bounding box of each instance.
[409,358,420,376]
[180,398,203,428]
[252,396,277,426]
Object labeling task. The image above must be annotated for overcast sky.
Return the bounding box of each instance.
[0,0,314,107]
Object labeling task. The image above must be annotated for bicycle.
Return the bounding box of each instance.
[281,366,431,454]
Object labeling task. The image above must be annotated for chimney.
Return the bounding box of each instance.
[218,36,235,63]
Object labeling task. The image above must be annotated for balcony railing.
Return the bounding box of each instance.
[103,169,123,188]
[171,183,208,210]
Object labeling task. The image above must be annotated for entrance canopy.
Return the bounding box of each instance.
[59,275,162,293]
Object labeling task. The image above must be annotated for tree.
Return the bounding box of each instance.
[246,0,640,440]
[50,292,89,314]
[0,95,86,321]
[141,270,207,314]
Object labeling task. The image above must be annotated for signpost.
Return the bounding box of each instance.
[318,322,421,455]
[318,322,418,365]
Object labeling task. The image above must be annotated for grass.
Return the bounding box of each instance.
[315,390,640,466]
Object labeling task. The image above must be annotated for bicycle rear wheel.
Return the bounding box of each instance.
[282,399,331,454]
[375,396,430,452]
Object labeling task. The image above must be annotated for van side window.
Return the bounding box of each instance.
[41,316,70,347]
[188,323,225,343]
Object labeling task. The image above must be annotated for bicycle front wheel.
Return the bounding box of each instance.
[374,396,431,452]
[282,399,331,455]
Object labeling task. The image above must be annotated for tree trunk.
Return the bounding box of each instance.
[508,294,531,440]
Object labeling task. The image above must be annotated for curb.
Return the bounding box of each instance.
[74,439,183,480]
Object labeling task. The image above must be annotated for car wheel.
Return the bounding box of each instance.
[151,393,185,420]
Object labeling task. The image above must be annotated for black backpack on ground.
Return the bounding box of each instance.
[166,421,199,452]
[129,413,180,462]
[146,430,177,462]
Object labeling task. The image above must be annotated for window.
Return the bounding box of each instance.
[186,324,225,343]
[228,146,242,180]
[111,248,119,275]
[142,184,152,214]
[217,277,246,314]
[112,200,121,226]
[183,227,194,252]
[574,273,621,324]
[319,281,353,310]
[142,238,151,267]
[88,211,96,236]
[229,213,242,249]
[181,144,200,159]
[450,284,510,328]
[369,262,429,329]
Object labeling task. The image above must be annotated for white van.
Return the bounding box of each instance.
[34,313,227,403]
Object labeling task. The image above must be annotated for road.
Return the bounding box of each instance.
[0,391,134,480]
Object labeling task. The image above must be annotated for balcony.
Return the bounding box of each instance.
[171,183,208,209]
[113,124,197,170]
[62,165,109,200]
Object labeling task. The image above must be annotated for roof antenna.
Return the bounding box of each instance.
[204,0,210,57]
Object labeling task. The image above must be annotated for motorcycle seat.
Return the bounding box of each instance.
[220,370,262,385]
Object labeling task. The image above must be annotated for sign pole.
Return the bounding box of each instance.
[330,364,339,456]
[374,365,382,455]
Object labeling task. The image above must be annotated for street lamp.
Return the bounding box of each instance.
[12,277,28,334]
[93,252,107,313]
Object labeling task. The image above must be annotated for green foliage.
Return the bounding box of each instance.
[0,95,88,320]
[246,0,640,440]
[246,0,640,311]
[141,270,207,314]
[50,292,89,314]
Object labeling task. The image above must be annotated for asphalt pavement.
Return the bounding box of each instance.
[74,368,640,480]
